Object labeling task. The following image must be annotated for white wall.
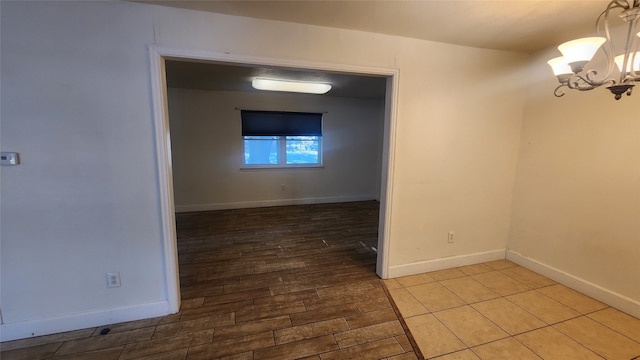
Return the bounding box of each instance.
[508,50,640,317]
[167,89,385,211]
[0,1,169,340]
[0,0,528,340]
[386,40,528,274]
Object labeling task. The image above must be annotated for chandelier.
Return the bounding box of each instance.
[547,0,640,100]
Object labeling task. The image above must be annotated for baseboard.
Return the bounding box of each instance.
[0,301,171,342]
[387,249,506,278]
[506,250,640,319]
[175,195,377,213]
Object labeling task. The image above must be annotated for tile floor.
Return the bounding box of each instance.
[1,201,639,360]
[384,260,640,359]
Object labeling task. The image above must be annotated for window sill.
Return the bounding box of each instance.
[241,165,324,171]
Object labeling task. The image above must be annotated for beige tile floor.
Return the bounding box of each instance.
[383,260,640,360]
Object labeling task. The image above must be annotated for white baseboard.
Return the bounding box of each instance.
[175,195,377,213]
[506,250,640,319]
[0,301,172,342]
[387,249,506,278]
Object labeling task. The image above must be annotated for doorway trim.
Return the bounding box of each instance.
[148,45,399,313]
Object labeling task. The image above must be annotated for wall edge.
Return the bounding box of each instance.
[0,301,170,342]
[174,195,378,212]
[506,250,640,319]
[387,249,507,278]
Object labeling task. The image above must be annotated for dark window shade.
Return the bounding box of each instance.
[241,110,322,136]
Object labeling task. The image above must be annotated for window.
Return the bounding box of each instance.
[241,111,323,167]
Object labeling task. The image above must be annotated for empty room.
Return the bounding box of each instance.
[1,1,638,359]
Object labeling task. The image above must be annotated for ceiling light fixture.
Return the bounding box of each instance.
[251,78,332,94]
[547,0,640,100]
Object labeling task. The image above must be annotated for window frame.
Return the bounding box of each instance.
[241,135,323,169]
[240,110,324,170]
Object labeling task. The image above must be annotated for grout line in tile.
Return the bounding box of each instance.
[584,311,640,346]
[387,263,640,359]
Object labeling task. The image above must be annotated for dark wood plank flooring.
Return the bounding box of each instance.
[0,201,417,360]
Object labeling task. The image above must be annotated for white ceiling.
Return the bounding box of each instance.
[148,0,614,98]
[140,0,611,53]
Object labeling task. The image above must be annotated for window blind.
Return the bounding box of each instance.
[241,110,322,136]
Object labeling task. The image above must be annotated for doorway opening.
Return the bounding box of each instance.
[148,47,399,312]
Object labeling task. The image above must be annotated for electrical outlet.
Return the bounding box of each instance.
[447,231,455,243]
[0,152,19,166]
[106,272,121,288]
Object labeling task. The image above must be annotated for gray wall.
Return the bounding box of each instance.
[168,88,385,211]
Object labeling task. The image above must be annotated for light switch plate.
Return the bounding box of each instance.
[0,152,19,165]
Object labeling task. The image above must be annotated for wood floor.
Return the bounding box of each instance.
[0,201,418,359]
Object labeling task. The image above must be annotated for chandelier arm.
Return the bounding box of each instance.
[628,23,640,78]
[596,1,624,34]
[553,85,566,97]
[567,81,613,91]
[584,70,604,84]
[566,77,597,91]
[565,73,615,91]
[612,0,631,9]
[575,86,606,91]
[618,20,639,82]
[570,71,609,87]
[594,4,619,83]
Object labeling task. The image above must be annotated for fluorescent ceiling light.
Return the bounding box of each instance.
[252,78,331,94]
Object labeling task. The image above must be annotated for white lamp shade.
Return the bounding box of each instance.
[547,57,573,76]
[614,52,640,73]
[252,78,331,94]
[557,37,606,63]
